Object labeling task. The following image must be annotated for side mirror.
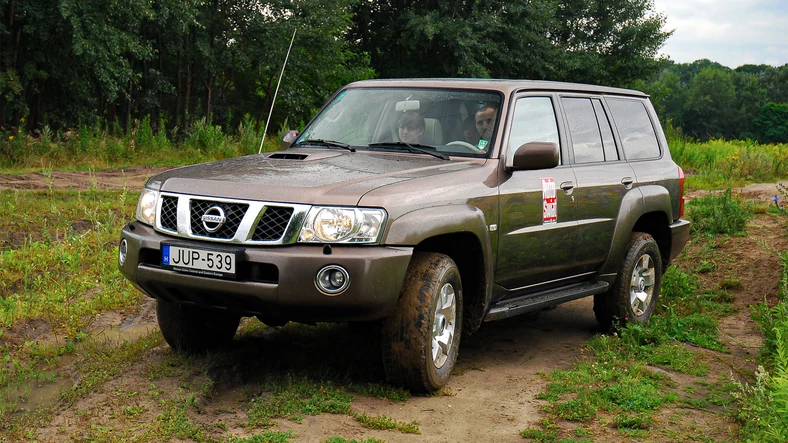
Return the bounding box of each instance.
[511,142,559,171]
[281,130,299,150]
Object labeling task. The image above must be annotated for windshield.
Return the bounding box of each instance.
[296,88,503,157]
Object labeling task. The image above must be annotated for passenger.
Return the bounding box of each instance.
[398,111,425,145]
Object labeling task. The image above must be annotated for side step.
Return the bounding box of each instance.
[484,281,609,322]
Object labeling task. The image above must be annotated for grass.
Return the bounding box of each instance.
[670,137,788,189]
[735,251,788,442]
[522,188,757,441]
[686,188,753,236]
[0,116,281,171]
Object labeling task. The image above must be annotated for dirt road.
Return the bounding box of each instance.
[0,166,172,191]
[2,169,783,442]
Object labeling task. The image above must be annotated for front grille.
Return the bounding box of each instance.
[252,206,294,241]
[189,200,249,239]
[160,196,178,232]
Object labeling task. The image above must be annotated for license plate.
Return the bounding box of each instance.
[161,244,237,279]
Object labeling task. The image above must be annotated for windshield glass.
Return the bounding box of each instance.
[296,88,503,157]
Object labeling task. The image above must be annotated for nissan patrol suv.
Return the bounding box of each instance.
[118,79,690,392]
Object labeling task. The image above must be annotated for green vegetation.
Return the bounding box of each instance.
[522,261,729,440]
[687,188,753,236]
[0,0,668,168]
[0,189,139,333]
[736,252,788,442]
[522,186,756,441]
[641,60,788,143]
[671,137,788,188]
[0,117,280,170]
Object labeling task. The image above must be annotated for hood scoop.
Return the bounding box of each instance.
[268,152,309,160]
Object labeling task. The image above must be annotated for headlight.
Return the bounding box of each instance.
[298,207,386,244]
[135,188,159,226]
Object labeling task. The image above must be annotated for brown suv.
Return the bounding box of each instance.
[118,79,690,392]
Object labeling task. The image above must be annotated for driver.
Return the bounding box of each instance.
[398,111,425,145]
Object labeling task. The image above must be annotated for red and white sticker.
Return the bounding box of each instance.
[541,177,557,224]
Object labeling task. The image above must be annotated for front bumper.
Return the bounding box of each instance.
[119,222,413,321]
[669,218,691,262]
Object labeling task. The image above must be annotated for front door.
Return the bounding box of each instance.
[496,95,580,291]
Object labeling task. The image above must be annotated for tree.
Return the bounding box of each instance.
[349,0,670,86]
[753,102,788,144]
[682,67,736,140]
[732,71,766,138]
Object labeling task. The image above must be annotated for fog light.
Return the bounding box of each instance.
[118,239,128,266]
[315,265,350,295]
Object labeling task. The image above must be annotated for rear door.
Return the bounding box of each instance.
[496,94,580,291]
[559,95,636,273]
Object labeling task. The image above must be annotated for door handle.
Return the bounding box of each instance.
[560,181,575,194]
[621,177,634,189]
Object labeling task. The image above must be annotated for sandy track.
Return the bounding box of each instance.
[0,166,172,191]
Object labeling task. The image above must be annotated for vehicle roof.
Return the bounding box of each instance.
[345,78,648,98]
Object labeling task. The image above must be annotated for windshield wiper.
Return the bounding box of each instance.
[294,139,356,152]
[368,142,450,160]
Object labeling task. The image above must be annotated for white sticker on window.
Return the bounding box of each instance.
[541,178,557,224]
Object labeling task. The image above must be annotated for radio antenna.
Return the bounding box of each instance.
[259,27,297,154]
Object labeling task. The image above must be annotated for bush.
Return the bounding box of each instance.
[687,188,752,236]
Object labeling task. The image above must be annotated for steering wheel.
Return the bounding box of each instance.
[446,140,484,153]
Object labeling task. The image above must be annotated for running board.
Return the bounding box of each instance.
[484,281,609,322]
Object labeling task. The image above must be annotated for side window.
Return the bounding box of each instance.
[507,97,560,164]
[592,99,618,161]
[607,99,661,160]
[562,97,604,164]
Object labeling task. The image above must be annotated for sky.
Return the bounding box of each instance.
[651,0,788,68]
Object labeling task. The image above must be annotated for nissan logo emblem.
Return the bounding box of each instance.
[201,206,227,232]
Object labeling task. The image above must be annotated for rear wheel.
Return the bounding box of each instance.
[595,233,662,330]
[156,300,241,352]
[381,252,463,392]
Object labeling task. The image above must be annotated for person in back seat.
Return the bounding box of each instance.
[398,111,426,145]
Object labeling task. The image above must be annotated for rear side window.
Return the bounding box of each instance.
[592,99,618,161]
[508,97,560,164]
[562,98,604,164]
[607,99,660,160]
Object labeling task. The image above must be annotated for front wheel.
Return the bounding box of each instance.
[381,252,463,392]
[594,233,663,330]
[156,300,241,352]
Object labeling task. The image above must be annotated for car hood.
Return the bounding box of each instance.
[146,148,485,206]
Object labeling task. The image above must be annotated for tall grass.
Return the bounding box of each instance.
[0,115,283,171]
[735,251,788,442]
[669,137,788,189]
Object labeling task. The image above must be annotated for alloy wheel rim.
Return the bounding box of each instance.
[432,282,457,369]
[629,253,655,317]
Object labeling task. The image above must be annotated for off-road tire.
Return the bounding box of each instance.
[156,300,241,352]
[594,232,663,330]
[381,252,463,392]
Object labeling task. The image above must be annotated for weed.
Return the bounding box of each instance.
[697,260,716,273]
[226,430,297,443]
[246,377,353,428]
[350,410,420,434]
[687,189,752,236]
[322,437,384,443]
[734,252,788,442]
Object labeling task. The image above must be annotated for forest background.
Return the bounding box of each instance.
[1,0,787,165]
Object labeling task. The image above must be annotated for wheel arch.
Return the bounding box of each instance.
[599,185,673,275]
[383,205,494,335]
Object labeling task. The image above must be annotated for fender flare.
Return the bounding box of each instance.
[383,205,494,333]
[599,185,672,275]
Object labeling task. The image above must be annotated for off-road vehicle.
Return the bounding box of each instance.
[118,79,690,392]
